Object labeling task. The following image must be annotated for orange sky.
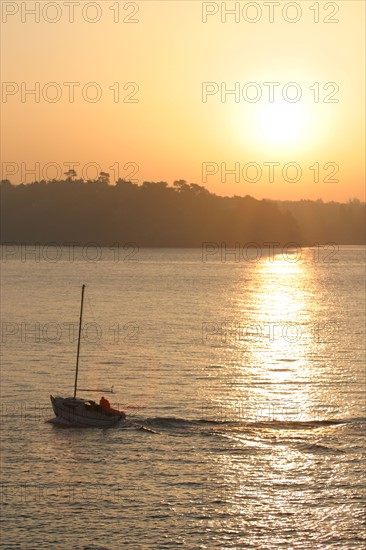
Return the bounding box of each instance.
[1,0,365,201]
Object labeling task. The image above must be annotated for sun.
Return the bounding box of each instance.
[238,99,311,155]
[258,101,308,147]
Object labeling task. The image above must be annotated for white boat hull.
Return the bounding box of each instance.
[50,395,124,428]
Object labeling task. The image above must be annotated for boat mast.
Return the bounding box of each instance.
[73,284,85,398]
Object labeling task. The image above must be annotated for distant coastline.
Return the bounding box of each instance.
[1,179,365,247]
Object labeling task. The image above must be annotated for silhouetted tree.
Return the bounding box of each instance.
[98,172,110,184]
[64,169,77,181]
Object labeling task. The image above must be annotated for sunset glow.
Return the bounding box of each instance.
[1,1,365,202]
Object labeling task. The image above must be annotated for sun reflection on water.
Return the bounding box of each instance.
[229,252,322,423]
[203,252,345,538]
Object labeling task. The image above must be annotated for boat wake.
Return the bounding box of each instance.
[134,415,366,434]
[46,414,366,434]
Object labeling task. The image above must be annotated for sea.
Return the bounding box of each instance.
[0,244,365,549]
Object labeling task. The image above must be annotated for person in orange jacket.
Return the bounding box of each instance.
[99,396,126,418]
[100,396,111,411]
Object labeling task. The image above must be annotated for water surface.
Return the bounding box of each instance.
[1,246,365,548]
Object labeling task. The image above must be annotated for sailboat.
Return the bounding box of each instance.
[50,284,126,427]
